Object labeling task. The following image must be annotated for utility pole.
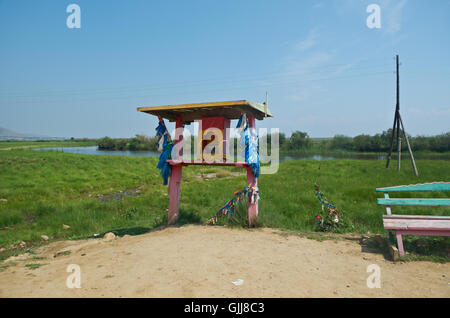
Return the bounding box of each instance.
[386,55,418,176]
[396,54,401,172]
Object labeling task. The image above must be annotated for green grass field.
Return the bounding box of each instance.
[0,147,449,262]
[0,140,96,150]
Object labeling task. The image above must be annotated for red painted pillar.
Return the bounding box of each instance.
[168,117,184,224]
[247,167,258,226]
[247,115,258,226]
[173,116,184,162]
[168,164,182,224]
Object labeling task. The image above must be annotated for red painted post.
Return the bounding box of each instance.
[247,115,258,226]
[168,117,184,224]
[173,116,184,162]
[247,167,259,226]
[223,118,230,161]
[168,164,182,224]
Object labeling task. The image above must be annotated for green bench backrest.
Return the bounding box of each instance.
[376,182,450,192]
[376,182,450,207]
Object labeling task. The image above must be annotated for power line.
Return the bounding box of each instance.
[0,69,393,104]
[0,60,393,99]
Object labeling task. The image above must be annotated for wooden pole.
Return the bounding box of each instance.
[386,111,397,168]
[168,164,182,224]
[387,55,401,169]
[386,55,419,176]
[168,117,184,224]
[396,55,401,171]
[397,133,401,171]
[247,115,258,226]
[399,114,419,176]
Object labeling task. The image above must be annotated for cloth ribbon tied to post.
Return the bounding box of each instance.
[248,185,259,204]
[155,115,170,152]
[204,187,249,225]
[236,113,260,179]
[155,116,173,185]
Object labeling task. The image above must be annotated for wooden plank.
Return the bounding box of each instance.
[377,198,450,206]
[167,159,248,168]
[383,220,450,229]
[394,230,450,237]
[383,215,450,231]
[139,100,248,112]
[383,214,450,220]
[376,182,450,192]
[382,217,450,230]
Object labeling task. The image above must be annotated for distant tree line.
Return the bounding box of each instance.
[68,137,95,142]
[97,135,159,151]
[97,130,449,154]
[266,130,450,153]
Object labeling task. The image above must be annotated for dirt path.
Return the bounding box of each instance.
[0,225,448,297]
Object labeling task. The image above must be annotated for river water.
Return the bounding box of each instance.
[34,146,161,157]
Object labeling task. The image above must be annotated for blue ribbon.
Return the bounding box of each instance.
[155,119,173,185]
[157,142,173,185]
[236,114,260,179]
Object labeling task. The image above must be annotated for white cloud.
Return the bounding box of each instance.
[382,0,408,35]
[283,52,333,76]
[313,2,324,9]
[294,28,319,52]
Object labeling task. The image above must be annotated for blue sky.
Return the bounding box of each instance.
[0,0,449,138]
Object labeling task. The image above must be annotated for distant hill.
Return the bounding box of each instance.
[0,127,29,138]
[0,126,61,140]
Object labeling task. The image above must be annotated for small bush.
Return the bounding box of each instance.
[313,185,354,233]
[97,135,158,151]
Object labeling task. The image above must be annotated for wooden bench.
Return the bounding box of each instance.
[376,182,450,256]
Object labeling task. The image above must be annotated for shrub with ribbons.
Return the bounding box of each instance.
[314,184,342,232]
[204,186,259,225]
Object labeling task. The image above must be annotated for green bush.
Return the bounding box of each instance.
[97,135,158,151]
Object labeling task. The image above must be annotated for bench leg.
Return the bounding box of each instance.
[388,230,395,245]
[396,232,405,257]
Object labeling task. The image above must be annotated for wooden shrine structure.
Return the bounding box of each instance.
[137,100,273,225]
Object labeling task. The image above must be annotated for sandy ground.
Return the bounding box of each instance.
[0,225,448,298]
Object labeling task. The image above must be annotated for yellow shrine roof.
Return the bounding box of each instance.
[137,100,273,123]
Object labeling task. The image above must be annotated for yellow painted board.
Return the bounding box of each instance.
[137,100,273,123]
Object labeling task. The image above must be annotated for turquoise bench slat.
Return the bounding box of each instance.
[376,182,450,192]
[377,198,450,206]
[376,182,450,257]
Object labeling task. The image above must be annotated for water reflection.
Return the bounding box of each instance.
[34,146,394,161]
[277,153,388,162]
[34,146,160,157]
[34,146,448,161]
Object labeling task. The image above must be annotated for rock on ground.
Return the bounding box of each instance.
[103,232,116,241]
